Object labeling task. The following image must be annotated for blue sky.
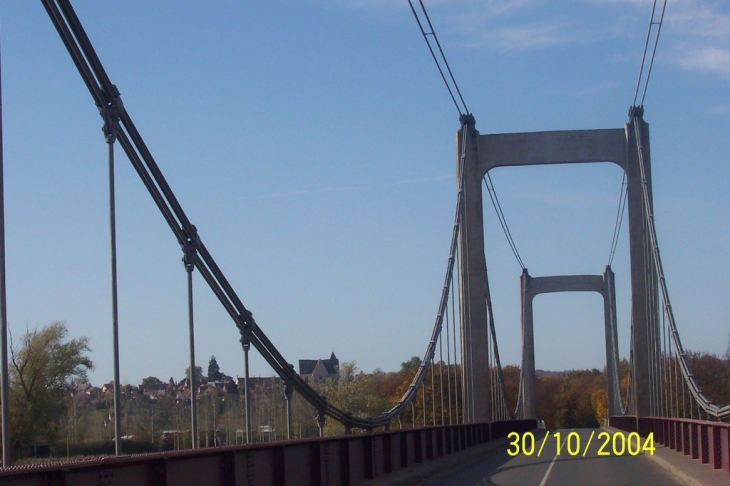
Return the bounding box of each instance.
[1,1,728,386]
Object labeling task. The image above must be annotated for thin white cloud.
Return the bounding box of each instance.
[507,189,617,206]
[247,185,359,200]
[331,0,535,17]
[592,0,730,79]
[709,104,730,115]
[569,81,619,97]
[395,174,453,185]
[247,189,311,200]
[245,173,451,200]
[661,1,730,78]
[326,0,564,50]
[679,46,730,75]
[494,22,576,50]
[667,1,730,38]
[442,1,580,51]
[461,0,730,79]
[328,0,730,79]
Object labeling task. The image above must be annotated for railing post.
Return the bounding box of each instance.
[308,441,322,486]
[700,423,709,464]
[708,425,720,470]
[400,430,410,469]
[339,438,351,486]
[272,445,285,486]
[718,426,729,474]
[425,427,434,460]
[691,422,699,460]
[414,429,423,464]
[383,432,393,474]
[363,435,374,480]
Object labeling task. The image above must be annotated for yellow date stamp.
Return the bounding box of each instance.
[506,431,655,457]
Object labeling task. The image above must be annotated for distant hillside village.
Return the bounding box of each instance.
[72,353,340,411]
[12,354,342,458]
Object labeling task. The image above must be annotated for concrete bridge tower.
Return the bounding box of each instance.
[456,110,660,422]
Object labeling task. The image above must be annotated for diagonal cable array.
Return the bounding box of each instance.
[40,0,373,431]
[40,0,504,434]
[630,110,730,420]
[484,258,516,421]
[624,1,730,421]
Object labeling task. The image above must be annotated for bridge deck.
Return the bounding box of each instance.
[366,428,729,486]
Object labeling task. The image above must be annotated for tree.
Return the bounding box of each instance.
[317,361,392,435]
[400,356,421,374]
[184,366,205,386]
[685,350,730,406]
[9,321,93,454]
[207,356,222,382]
[536,373,564,429]
[501,365,521,412]
[142,376,162,386]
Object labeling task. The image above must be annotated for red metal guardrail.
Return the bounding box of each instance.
[0,420,536,485]
[610,415,730,476]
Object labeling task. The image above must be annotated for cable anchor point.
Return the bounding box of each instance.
[316,408,327,432]
[284,379,293,401]
[181,225,200,273]
[100,85,122,144]
[239,332,251,352]
[629,105,644,121]
[459,113,475,129]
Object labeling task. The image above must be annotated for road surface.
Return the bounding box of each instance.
[421,428,686,486]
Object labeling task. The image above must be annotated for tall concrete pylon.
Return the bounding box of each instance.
[456,111,658,422]
[456,116,492,424]
[520,268,621,419]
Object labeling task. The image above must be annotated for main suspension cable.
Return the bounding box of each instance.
[483,174,525,270]
[607,174,628,266]
[632,0,668,107]
[408,0,469,116]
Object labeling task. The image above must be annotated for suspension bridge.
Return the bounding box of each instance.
[0,1,728,484]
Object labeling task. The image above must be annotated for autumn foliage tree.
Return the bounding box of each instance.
[316,361,392,435]
[388,357,464,427]
[501,365,521,413]
[9,321,93,455]
[685,350,730,406]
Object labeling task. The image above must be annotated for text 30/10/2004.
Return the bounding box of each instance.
[506,431,655,457]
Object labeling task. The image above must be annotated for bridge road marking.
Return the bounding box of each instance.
[538,429,570,486]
